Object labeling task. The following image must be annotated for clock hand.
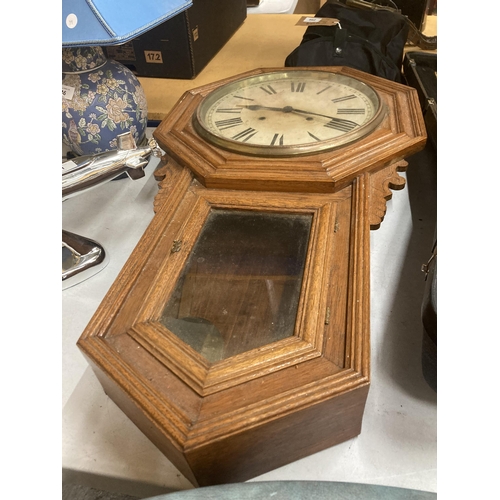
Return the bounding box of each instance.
[236,104,292,113]
[237,104,358,126]
[289,107,358,126]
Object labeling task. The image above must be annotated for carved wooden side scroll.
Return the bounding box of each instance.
[368,160,409,230]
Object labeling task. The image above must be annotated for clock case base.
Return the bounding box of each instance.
[77,67,426,487]
[85,348,369,486]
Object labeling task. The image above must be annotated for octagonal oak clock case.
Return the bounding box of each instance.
[77,67,426,487]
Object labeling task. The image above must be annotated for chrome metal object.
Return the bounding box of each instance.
[62,230,109,290]
[62,132,162,201]
[62,131,162,289]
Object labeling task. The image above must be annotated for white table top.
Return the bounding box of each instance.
[62,128,437,497]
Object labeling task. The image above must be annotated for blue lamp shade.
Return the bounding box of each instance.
[62,0,192,47]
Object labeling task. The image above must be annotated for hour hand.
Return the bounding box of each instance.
[237,104,288,112]
[238,104,319,116]
[239,103,330,118]
[237,104,359,130]
[239,104,358,125]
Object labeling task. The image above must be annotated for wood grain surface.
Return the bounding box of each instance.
[77,65,426,486]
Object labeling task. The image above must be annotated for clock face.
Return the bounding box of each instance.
[193,70,385,156]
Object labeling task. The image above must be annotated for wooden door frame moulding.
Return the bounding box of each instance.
[77,166,373,450]
[85,177,369,397]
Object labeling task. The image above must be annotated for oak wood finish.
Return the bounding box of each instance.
[77,66,426,486]
[153,66,426,194]
[78,169,370,485]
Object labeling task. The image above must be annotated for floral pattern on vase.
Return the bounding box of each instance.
[62,47,148,156]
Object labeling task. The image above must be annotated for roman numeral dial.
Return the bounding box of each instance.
[194,70,384,156]
[215,117,243,130]
[324,118,358,132]
[291,82,306,92]
[271,134,284,145]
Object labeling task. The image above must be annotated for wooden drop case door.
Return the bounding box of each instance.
[78,161,374,486]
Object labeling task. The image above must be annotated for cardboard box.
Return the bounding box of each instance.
[104,0,247,79]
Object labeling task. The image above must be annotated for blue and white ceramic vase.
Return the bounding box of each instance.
[62,47,148,156]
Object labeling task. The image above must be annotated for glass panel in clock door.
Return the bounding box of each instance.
[160,208,312,363]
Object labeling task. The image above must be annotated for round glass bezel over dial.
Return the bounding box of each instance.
[193,70,385,157]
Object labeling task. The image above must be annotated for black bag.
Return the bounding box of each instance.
[285,0,410,82]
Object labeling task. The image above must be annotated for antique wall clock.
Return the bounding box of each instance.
[192,69,384,156]
[77,66,426,487]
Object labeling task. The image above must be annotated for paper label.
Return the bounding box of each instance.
[66,13,78,29]
[62,160,77,172]
[62,85,75,101]
[144,50,163,64]
[296,16,340,26]
[105,43,136,62]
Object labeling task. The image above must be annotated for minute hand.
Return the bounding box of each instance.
[290,107,358,126]
[238,104,358,126]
